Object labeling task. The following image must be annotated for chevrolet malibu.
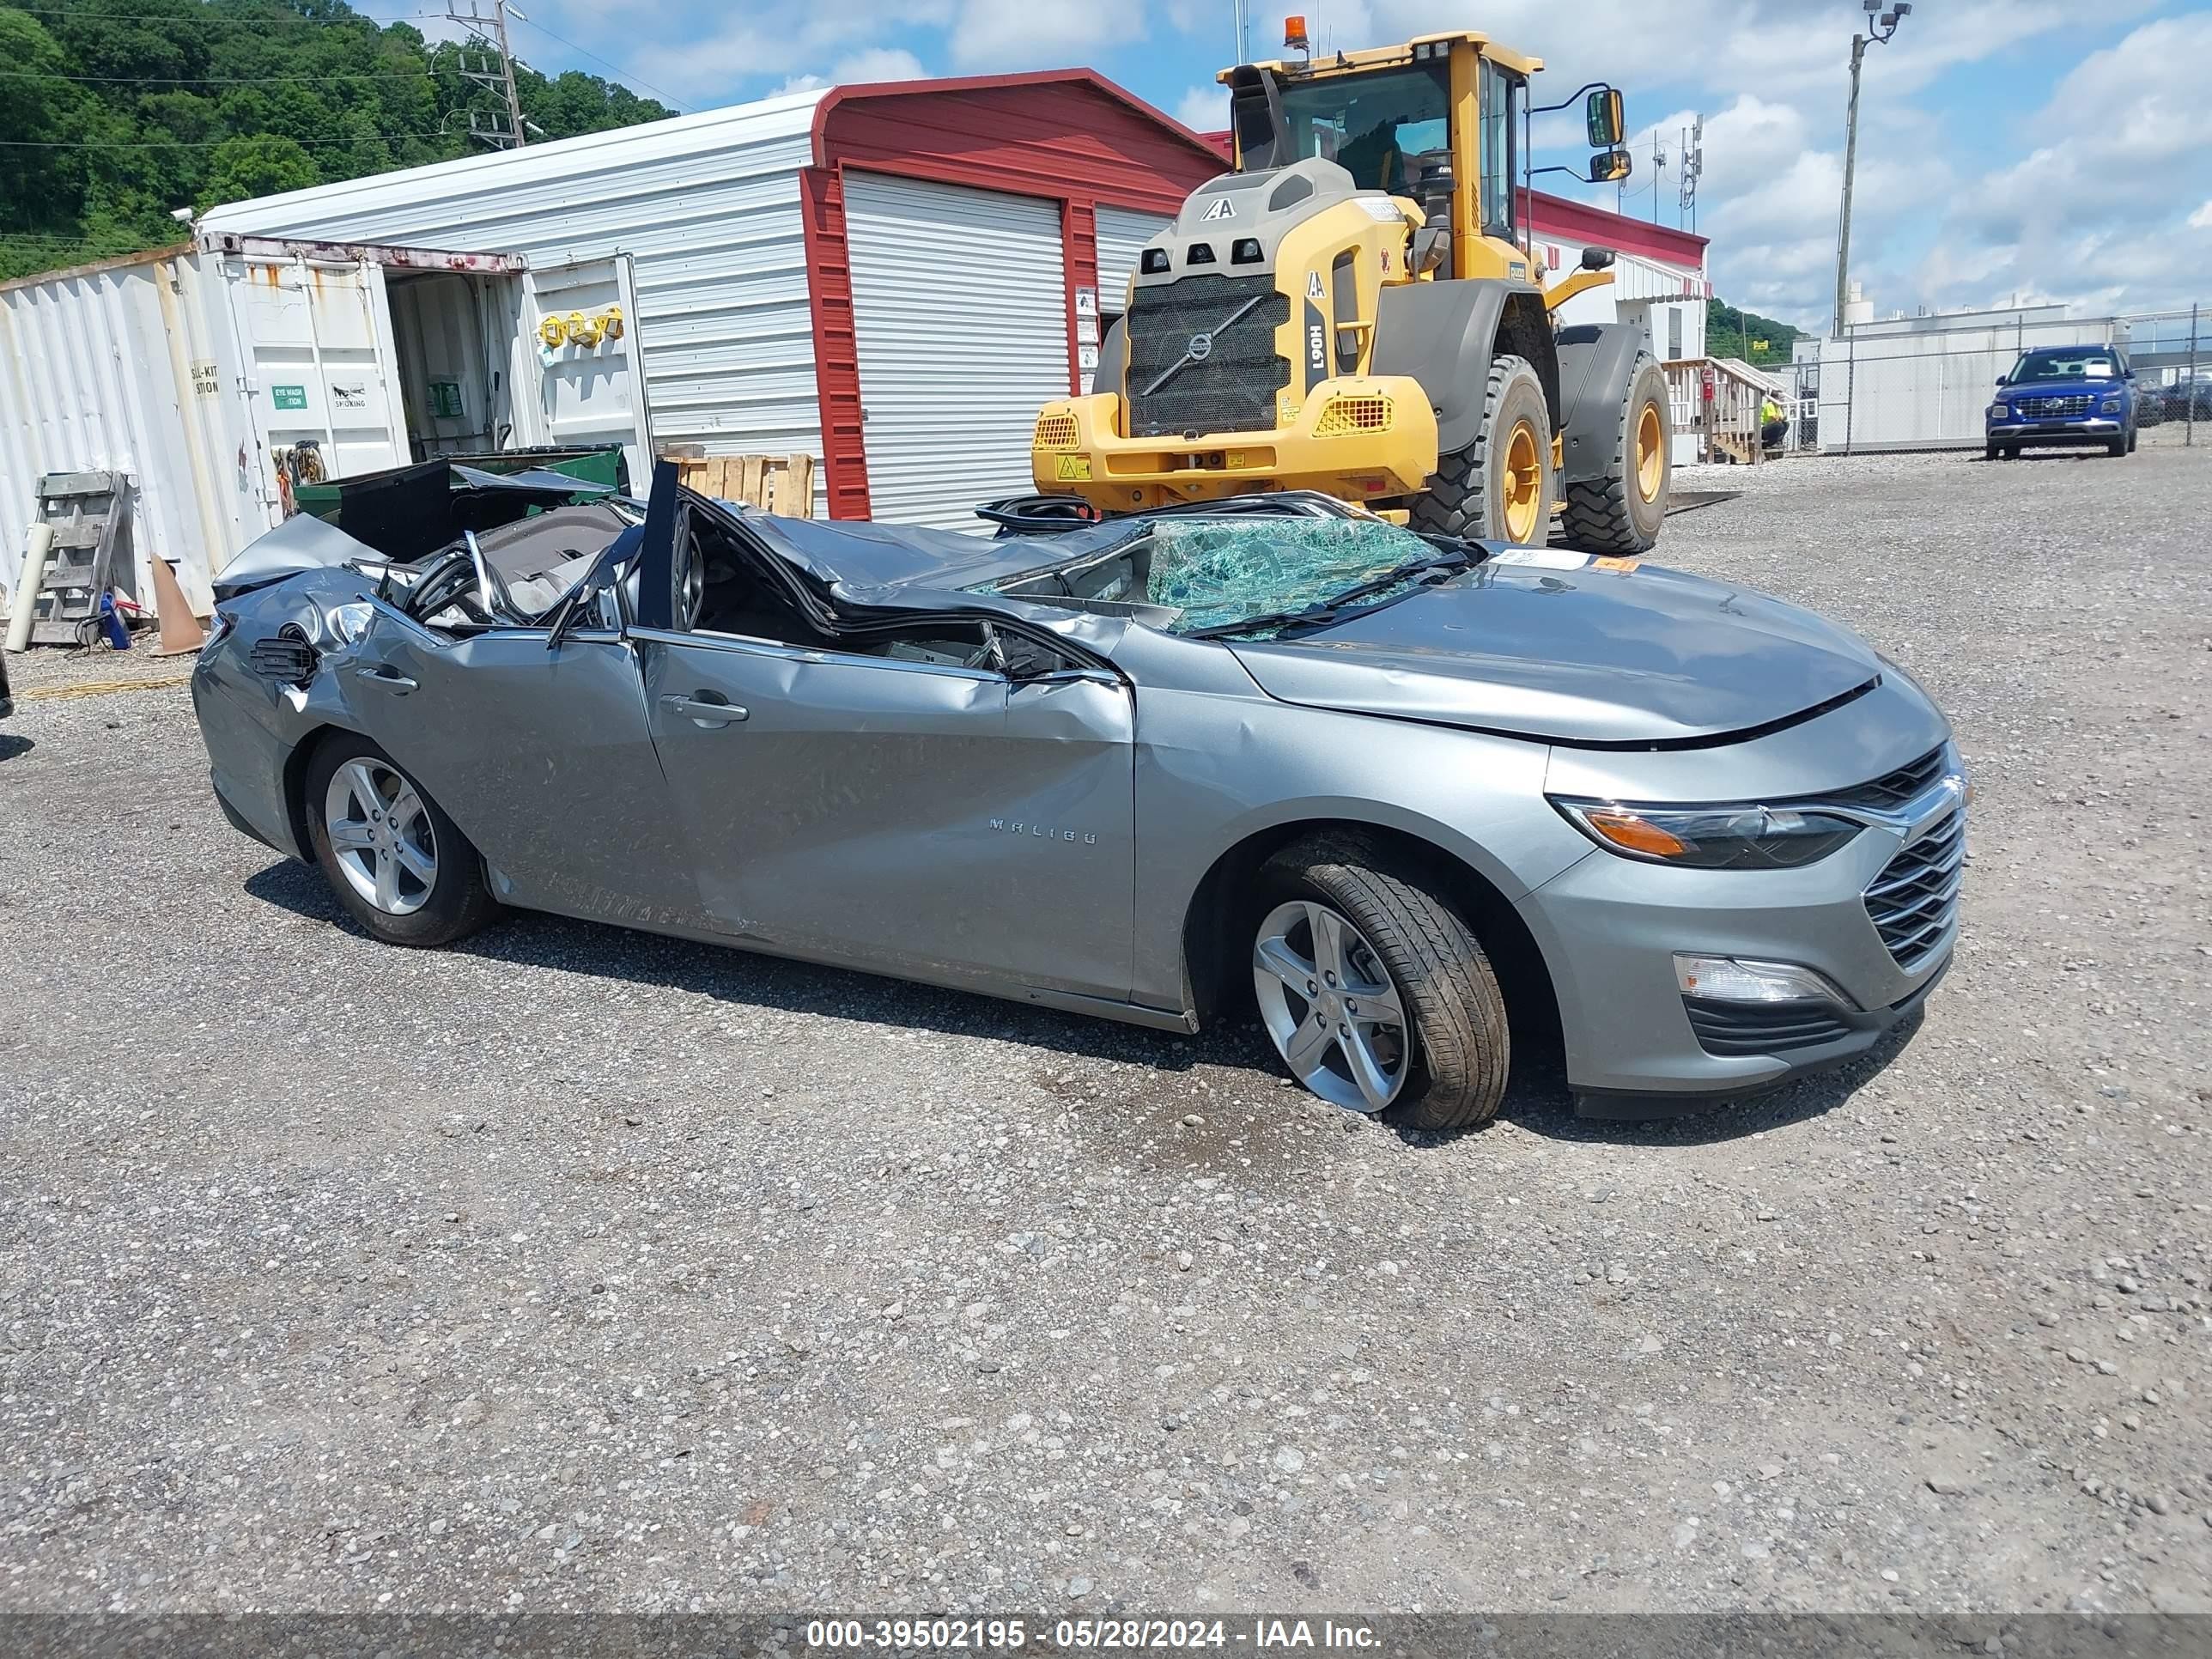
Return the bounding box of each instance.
[192,466,1965,1130]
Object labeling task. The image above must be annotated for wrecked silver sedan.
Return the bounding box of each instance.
[193,465,1962,1128]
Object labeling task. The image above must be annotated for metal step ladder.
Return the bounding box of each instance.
[21,471,134,646]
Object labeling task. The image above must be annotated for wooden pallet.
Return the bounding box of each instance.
[672,453,817,517]
[21,471,134,646]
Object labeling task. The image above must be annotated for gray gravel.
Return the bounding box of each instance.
[1,445,2208,1616]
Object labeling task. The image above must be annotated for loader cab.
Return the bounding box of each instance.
[1223,33,1534,283]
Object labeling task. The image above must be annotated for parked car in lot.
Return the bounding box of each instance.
[192,466,1965,1128]
[1986,345,2136,459]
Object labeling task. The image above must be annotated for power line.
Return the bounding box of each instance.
[509,11,687,111]
[444,0,527,148]
[0,69,441,83]
[0,6,440,22]
[0,132,437,148]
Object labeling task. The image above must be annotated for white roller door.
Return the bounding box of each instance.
[846,173,1070,531]
[1095,205,1171,318]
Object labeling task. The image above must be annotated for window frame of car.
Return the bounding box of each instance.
[623,499,1120,689]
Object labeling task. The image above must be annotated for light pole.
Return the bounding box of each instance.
[1833,0,1910,338]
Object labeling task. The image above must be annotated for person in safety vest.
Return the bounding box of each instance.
[1760,393,1790,451]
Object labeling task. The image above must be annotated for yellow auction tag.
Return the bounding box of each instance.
[1055,457,1093,481]
[1593,556,1642,573]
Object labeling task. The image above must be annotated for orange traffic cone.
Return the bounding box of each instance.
[148,556,207,657]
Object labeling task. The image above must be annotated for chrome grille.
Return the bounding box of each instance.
[1124,272,1290,439]
[1828,745,1947,811]
[2015,394,2092,417]
[1864,807,1965,973]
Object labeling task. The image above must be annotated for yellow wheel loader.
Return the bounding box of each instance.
[1032,28,1673,550]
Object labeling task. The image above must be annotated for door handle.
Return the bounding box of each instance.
[354,666,417,693]
[660,693,747,726]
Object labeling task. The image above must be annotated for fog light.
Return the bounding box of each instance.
[1673,954,1857,1009]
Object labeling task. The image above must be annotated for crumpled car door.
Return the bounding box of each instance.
[637,632,1136,1004]
[343,607,702,927]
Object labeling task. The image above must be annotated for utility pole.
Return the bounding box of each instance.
[1833,2,1910,338]
[447,0,531,149]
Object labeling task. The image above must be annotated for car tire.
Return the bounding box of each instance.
[1251,835,1510,1133]
[1559,350,1670,553]
[2125,425,2137,453]
[1410,354,1555,546]
[303,732,497,947]
[1984,441,1999,460]
[2106,436,2127,457]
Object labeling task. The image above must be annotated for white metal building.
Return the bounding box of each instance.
[1,72,1215,603]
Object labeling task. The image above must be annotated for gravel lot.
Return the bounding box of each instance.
[2,445,2208,1619]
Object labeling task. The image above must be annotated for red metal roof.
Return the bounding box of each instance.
[1528,189,1706,272]
[812,71,1228,215]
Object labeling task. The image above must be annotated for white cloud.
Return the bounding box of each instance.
[1173,82,1223,133]
[620,2,951,102]
[947,0,1145,71]
[1924,14,2212,314]
[770,72,830,96]
[833,47,927,84]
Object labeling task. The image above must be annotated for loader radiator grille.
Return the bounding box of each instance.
[1315,395,1392,435]
[1033,413,1079,452]
[1124,273,1290,440]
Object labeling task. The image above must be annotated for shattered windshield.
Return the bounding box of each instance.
[974,516,1468,639]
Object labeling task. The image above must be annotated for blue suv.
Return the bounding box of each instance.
[1987,345,2136,459]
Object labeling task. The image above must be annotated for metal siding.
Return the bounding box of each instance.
[844,173,1068,532]
[196,94,828,476]
[0,258,222,605]
[1094,206,1171,316]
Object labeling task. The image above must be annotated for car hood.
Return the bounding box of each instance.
[2004,377,2121,399]
[1223,556,1884,747]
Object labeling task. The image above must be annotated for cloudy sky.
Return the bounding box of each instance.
[501,0,2212,330]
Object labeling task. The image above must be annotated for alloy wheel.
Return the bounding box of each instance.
[1252,899,1410,1113]
[323,758,438,917]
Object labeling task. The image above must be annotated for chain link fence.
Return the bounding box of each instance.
[1801,303,2207,454]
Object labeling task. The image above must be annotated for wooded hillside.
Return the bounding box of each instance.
[0,0,674,282]
[1706,297,1805,366]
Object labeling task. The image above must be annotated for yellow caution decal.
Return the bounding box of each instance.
[1055,456,1094,482]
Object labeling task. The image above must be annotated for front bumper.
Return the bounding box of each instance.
[1516,723,1965,1118]
[1989,416,2124,444]
[1031,380,1439,511]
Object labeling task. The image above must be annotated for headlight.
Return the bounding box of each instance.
[1988,402,2009,418]
[2100,396,2122,413]
[1550,796,1863,869]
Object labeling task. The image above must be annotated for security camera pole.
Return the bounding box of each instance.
[1833,1,1910,339]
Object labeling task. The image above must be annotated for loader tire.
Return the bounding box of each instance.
[1560,350,1671,553]
[1410,355,1554,546]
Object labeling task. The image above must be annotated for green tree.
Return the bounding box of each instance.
[0,0,675,282]
[200,133,319,209]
